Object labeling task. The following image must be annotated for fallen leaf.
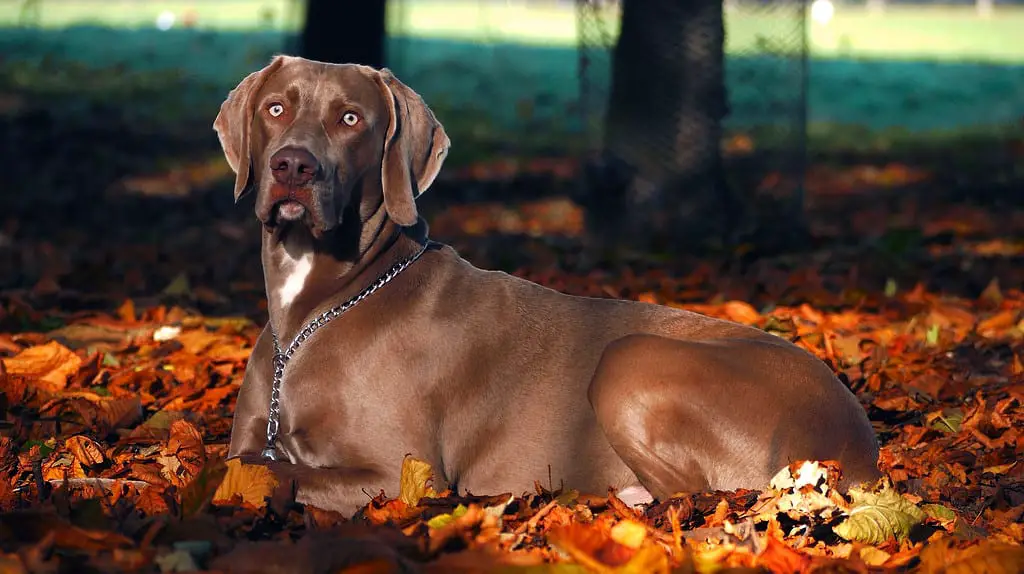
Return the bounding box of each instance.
[212,458,279,507]
[609,519,647,550]
[917,537,1024,574]
[158,420,206,488]
[398,455,437,507]
[427,504,469,530]
[2,341,81,391]
[758,535,812,573]
[64,435,105,467]
[833,480,926,544]
[116,299,136,323]
[179,457,228,518]
[926,410,964,434]
[858,545,892,566]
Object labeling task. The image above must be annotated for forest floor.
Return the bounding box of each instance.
[0,148,1022,572]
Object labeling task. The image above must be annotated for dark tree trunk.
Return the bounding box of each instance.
[300,0,386,67]
[589,0,740,254]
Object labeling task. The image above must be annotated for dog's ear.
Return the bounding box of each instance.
[374,69,450,227]
[213,55,288,203]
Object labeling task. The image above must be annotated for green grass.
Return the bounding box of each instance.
[798,6,1024,63]
[1,0,1022,63]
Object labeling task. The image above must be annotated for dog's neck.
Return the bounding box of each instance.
[260,204,426,343]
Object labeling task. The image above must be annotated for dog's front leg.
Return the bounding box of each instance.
[265,461,393,517]
[228,327,276,460]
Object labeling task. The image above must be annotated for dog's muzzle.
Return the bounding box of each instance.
[259,146,330,230]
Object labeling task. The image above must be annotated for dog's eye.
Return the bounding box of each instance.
[341,112,360,126]
[268,103,285,118]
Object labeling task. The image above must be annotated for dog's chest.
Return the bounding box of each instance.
[267,329,434,465]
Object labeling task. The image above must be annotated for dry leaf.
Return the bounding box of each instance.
[2,341,81,391]
[723,300,762,325]
[609,519,647,550]
[64,435,105,467]
[398,455,436,507]
[212,458,279,507]
[918,537,1024,574]
[158,419,206,488]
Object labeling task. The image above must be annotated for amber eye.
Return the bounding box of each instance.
[268,103,285,117]
[341,112,359,126]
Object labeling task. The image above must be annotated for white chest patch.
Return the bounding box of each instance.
[277,251,313,308]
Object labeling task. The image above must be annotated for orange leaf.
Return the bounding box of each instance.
[204,343,252,363]
[364,498,421,526]
[723,300,761,325]
[917,537,1024,574]
[977,310,1019,337]
[212,458,280,507]
[548,523,618,573]
[158,419,206,488]
[173,329,225,355]
[2,341,81,391]
[116,299,136,323]
[637,292,659,304]
[64,435,105,467]
[757,536,811,574]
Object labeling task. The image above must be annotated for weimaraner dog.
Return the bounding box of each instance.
[215,55,880,516]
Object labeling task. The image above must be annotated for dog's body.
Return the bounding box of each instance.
[216,56,880,516]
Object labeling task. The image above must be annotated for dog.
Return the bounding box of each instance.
[214,56,880,516]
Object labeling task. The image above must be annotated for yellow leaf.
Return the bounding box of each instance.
[858,546,891,566]
[426,504,469,530]
[610,519,647,550]
[212,458,279,507]
[619,544,671,574]
[398,455,436,506]
[983,462,1017,475]
[2,341,81,390]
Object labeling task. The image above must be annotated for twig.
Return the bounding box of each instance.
[32,458,46,502]
[514,498,559,535]
[606,488,640,520]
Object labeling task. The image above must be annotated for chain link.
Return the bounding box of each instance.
[260,241,431,461]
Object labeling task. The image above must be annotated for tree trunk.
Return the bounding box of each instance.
[300,0,387,67]
[589,0,737,253]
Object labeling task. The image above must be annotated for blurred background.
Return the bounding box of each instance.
[0,0,1021,322]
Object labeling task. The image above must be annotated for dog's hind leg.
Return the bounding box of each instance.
[588,332,881,501]
[587,336,719,500]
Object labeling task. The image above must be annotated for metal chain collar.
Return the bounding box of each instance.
[260,241,430,461]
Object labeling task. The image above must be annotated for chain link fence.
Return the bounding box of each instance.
[575,0,809,218]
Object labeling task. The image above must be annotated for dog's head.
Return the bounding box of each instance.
[214,56,449,237]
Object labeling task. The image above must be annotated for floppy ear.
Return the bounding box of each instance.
[374,69,450,227]
[213,55,287,202]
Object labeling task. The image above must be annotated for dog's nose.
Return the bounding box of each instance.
[269,146,319,186]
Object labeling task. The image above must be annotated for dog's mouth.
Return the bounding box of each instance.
[264,196,312,228]
[275,200,306,222]
[263,180,315,225]
[264,196,334,238]
[258,180,341,238]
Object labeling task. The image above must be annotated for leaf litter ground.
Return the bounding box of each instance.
[0,180,1022,573]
